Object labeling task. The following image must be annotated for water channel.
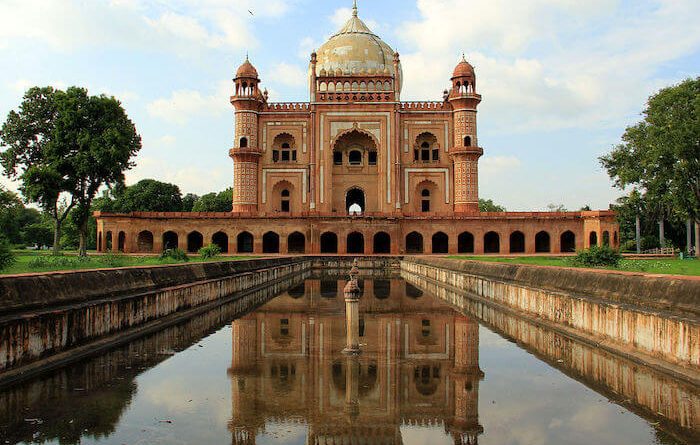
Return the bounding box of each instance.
[0,272,697,444]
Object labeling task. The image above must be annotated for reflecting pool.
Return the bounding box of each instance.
[0,274,697,444]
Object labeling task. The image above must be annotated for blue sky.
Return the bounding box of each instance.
[1,0,699,211]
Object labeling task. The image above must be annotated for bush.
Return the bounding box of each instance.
[160,248,189,262]
[0,237,16,272]
[98,251,128,268]
[570,245,623,268]
[27,254,90,270]
[199,244,222,260]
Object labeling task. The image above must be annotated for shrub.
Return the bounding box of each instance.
[160,248,189,262]
[27,254,90,270]
[0,237,16,272]
[98,251,128,268]
[570,245,623,268]
[199,244,222,260]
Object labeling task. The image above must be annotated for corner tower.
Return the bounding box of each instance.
[230,57,265,213]
[449,57,483,214]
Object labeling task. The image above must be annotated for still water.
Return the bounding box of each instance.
[0,274,697,445]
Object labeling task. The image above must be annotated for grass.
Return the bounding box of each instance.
[1,250,256,275]
[448,255,700,276]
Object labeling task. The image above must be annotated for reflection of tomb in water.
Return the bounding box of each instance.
[404,272,700,444]
[228,277,484,445]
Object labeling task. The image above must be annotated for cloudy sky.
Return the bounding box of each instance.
[1,0,699,211]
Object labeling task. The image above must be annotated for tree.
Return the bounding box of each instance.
[601,77,700,256]
[192,188,233,212]
[546,203,567,212]
[111,179,183,212]
[64,90,142,255]
[182,193,199,212]
[0,86,142,256]
[478,198,506,212]
[0,185,24,243]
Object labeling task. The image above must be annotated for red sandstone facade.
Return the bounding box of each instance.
[95,4,618,256]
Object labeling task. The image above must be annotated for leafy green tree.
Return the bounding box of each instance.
[0,86,141,256]
[600,77,700,256]
[0,235,14,272]
[478,198,506,212]
[192,188,233,212]
[111,179,183,213]
[546,203,567,212]
[0,185,24,243]
[181,193,199,212]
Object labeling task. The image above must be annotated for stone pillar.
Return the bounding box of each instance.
[636,215,641,254]
[658,219,665,249]
[343,259,361,355]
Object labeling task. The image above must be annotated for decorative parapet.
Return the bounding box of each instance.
[263,102,311,112]
[399,101,449,110]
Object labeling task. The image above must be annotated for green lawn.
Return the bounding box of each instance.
[2,251,256,275]
[447,256,700,276]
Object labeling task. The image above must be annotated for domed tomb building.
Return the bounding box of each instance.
[95,3,618,255]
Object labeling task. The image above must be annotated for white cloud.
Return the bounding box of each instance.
[480,156,522,174]
[0,0,294,54]
[397,0,700,131]
[147,81,231,124]
[271,62,307,87]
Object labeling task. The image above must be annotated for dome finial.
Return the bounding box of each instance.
[352,0,358,17]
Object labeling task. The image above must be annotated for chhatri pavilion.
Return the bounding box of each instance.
[95,2,618,255]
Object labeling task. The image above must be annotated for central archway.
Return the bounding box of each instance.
[320,232,338,253]
[346,188,365,214]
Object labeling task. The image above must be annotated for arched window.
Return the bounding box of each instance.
[237,232,254,253]
[137,231,153,253]
[281,189,290,212]
[162,231,178,251]
[406,232,424,254]
[373,232,391,254]
[603,231,610,246]
[458,232,474,253]
[535,231,551,253]
[213,232,229,253]
[589,231,598,247]
[240,137,248,148]
[561,231,576,253]
[484,232,500,254]
[347,232,365,254]
[187,231,204,253]
[510,231,525,253]
[263,232,280,254]
[320,232,338,254]
[288,232,305,253]
[432,232,449,254]
[464,135,472,147]
[421,189,431,212]
[333,150,343,165]
[349,150,362,165]
[421,142,430,161]
[368,151,377,165]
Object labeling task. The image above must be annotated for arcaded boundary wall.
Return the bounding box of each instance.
[401,257,700,372]
[0,258,311,379]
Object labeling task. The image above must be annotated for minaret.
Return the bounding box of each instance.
[448,56,483,214]
[448,316,484,445]
[230,56,265,213]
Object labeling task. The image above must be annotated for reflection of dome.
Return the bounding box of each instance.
[236,56,259,79]
[315,4,402,91]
